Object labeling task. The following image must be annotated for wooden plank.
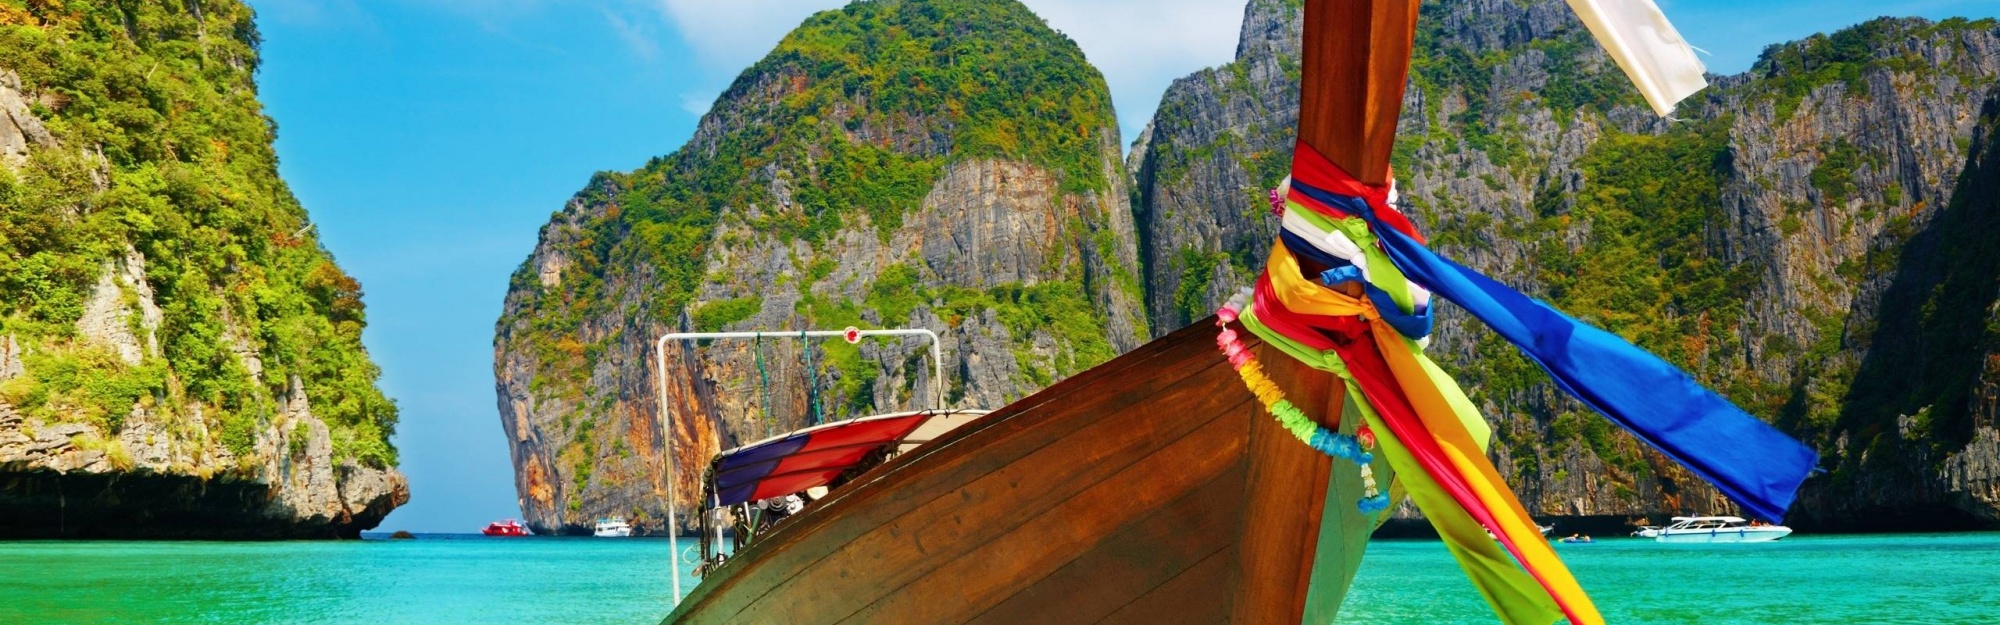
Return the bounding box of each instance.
[666,320,1353,625]
[678,330,1248,624]
[834,406,1251,624]
[1229,342,1344,624]
[1096,544,1236,625]
[963,461,1246,625]
[734,364,1245,622]
[670,321,1225,622]
[1297,0,1422,184]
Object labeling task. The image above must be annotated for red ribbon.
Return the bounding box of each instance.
[1258,273,1536,608]
[1287,139,1426,244]
[1251,276,1339,351]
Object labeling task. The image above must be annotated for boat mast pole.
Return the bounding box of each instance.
[1299,0,1421,184]
[1224,3,1422,622]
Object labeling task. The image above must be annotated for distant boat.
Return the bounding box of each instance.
[481,519,530,537]
[1653,516,1791,543]
[1487,523,1554,540]
[594,517,633,537]
[1632,525,1663,538]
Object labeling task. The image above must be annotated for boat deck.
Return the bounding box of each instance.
[663,318,1345,624]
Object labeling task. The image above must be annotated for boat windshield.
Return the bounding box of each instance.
[1667,517,1746,530]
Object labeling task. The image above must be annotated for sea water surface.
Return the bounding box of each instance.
[1,532,1996,623]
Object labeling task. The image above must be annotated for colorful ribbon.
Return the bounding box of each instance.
[1239,304,1568,625]
[1215,304,1389,512]
[1253,253,1602,624]
[1286,140,1818,523]
[1227,137,1822,624]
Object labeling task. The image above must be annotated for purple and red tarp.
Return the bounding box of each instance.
[710,413,938,507]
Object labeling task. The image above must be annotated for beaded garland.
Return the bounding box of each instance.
[1217,295,1391,514]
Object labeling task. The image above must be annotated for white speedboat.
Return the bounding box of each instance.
[593,516,633,537]
[1632,525,1662,538]
[1653,516,1791,543]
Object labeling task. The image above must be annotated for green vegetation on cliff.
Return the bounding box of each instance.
[510,0,1122,406]
[1752,17,1998,122]
[1444,119,1765,486]
[1532,120,1759,376]
[1398,14,2000,502]
[798,265,1116,398]
[1834,93,2000,466]
[0,1,396,467]
[1400,5,1762,414]
[1129,1,2000,525]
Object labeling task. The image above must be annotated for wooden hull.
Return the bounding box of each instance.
[664,319,1348,624]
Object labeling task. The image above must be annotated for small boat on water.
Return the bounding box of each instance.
[594,517,633,537]
[1653,516,1792,543]
[1487,524,1554,540]
[481,519,530,537]
[1633,525,1663,538]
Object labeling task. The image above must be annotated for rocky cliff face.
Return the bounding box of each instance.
[1130,0,2000,531]
[496,0,1143,535]
[1129,0,1304,330]
[0,2,406,538]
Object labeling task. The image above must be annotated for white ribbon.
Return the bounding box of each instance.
[1278,204,1434,313]
[1565,0,1708,117]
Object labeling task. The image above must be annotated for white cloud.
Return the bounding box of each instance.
[652,0,1246,142]
[253,0,376,29]
[655,0,846,71]
[680,90,718,116]
[651,0,845,124]
[602,7,661,62]
[1652,0,2000,74]
[1021,0,1244,142]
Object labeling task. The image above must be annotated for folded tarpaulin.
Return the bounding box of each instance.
[710,411,957,507]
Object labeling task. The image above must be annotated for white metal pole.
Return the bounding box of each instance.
[920,330,945,409]
[653,336,681,605]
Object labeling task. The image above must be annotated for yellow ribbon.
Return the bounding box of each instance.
[1242,308,1562,624]
[1265,242,1604,625]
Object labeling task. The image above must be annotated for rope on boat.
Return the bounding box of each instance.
[801,329,823,426]
[755,332,772,438]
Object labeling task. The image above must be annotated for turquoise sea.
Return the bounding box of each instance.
[1,533,1995,624]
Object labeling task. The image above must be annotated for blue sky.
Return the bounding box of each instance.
[245,0,2000,533]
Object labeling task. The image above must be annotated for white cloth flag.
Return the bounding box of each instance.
[1565,0,1708,116]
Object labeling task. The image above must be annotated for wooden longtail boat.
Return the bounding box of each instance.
[662,0,1803,621]
[662,1,1422,622]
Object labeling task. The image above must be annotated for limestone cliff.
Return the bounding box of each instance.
[495,0,1143,535]
[1130,0,2000,531]
[0,1,406,538]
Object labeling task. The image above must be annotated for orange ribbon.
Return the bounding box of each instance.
[1267,242,1604,625]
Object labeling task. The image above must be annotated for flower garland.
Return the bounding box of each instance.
[1218,293,1391,513]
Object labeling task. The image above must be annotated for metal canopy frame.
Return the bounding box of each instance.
[651,327,948,604]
